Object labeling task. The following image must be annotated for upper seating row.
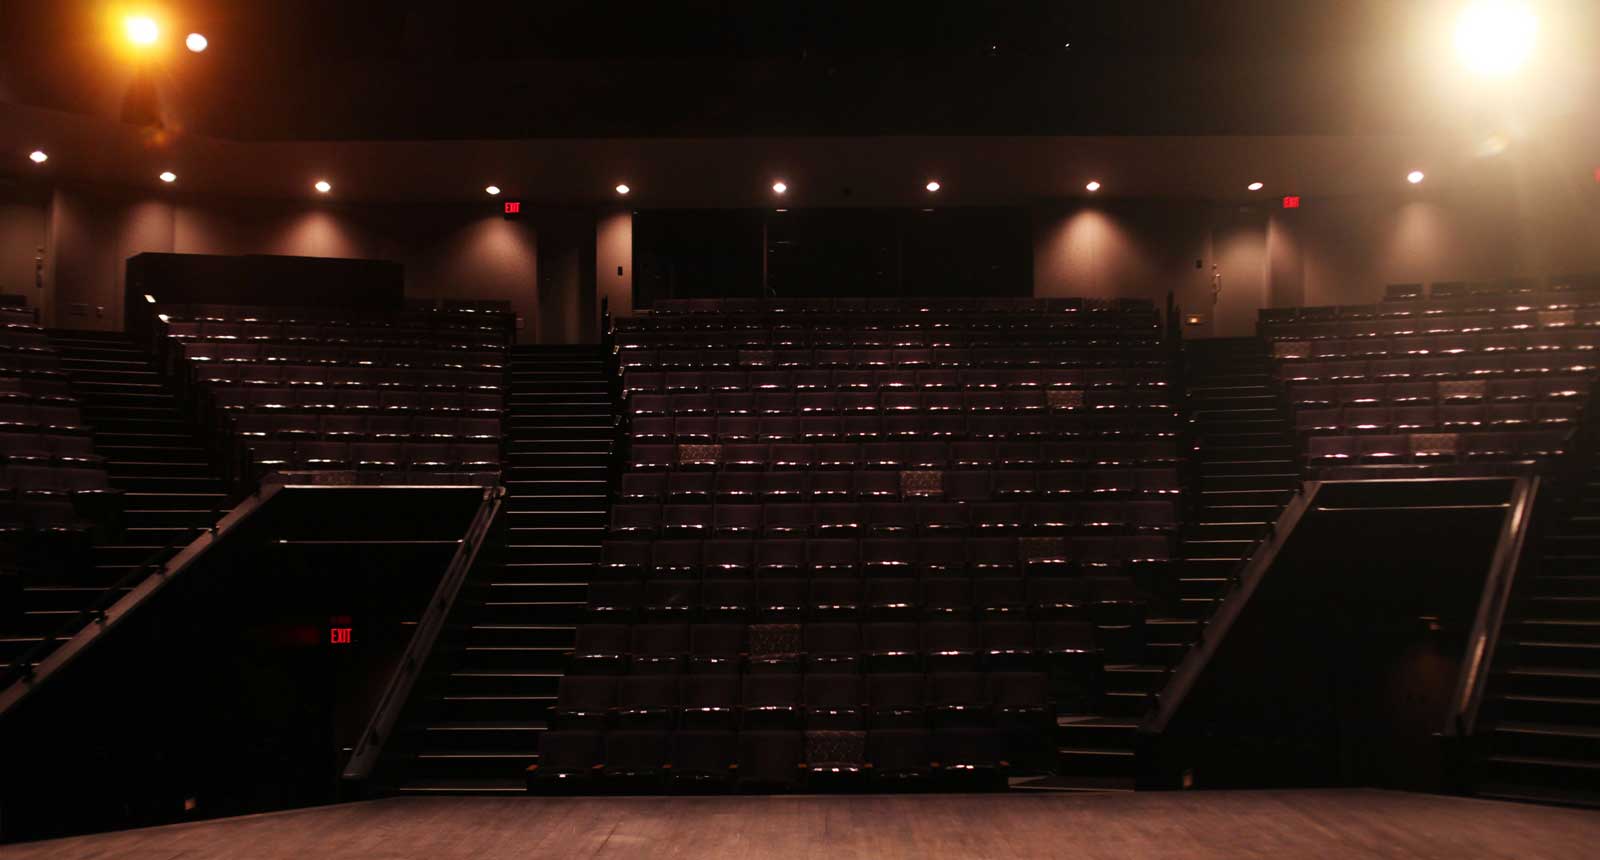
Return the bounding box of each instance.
[618,348,1170,373]
[159,302,512,332]
[640,296,1155,316]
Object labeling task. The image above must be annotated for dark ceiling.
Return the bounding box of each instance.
[0,1,1593,140]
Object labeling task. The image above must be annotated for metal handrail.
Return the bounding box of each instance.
[0,502,226,690]
[0,485,280,717]
[340,485,505,783]
[1140,480,1318,735]
[1445,475,1538,739]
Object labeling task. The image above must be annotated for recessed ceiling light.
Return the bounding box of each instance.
[484,185,501,196]
[772,181,788,194]
[1085,180,1101,192]
[1407,170,1425,185]
[314,180,332,193]
[125,16,158,46]
[925,180,942,192]
[159,171,177,183]
[1455,1,1537,78]
[1247,181,1264,191]
[185,32,208,53]
[615,184,631,195]
[28,150,48,164]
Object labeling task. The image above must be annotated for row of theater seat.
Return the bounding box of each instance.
[232,413,499,441]
[583,575,1142,624]
[1305,431,1570,465]
[627,377,1165,407]
[619,349,1167,374]
[0,400,90,433]
[192,364,503,391]
[1295,404,1580,434]
[628,391,1167,420]
[621,460,1181,495]
[628,408,1173,446]
[598,537,1169,579]
[1288,377,1588,407]
[1264,304,1600,333]
[1260,283,1600,321]
[0,325,50,351]
[183,341,506,370]
[162,301,511,326]
[209,386,502,414]
[1280,355,1595,385]
[0,431,101,466]
[625,415,1178,450]
[608,501,1179,538]
[626,442,1178,473]
[641,296,1152,315]
[554,671,1056,730]
[163,319,507,349]
[620,476,1177,514]
[533,726,1036,789]
[247,440,500,472]
[0,350,59,372]
[570,623,1100,675]
[0,374,74,401]
[1273,333,1600,360]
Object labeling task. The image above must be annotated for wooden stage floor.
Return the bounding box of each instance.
[2,789,1595,859]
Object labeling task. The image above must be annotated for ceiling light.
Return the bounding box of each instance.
[772,181,788,195]
[28,150,48,164]
[615,184,630,196]
[925,181,942,192]
[1085,180,1101,192]
[1455,1,1537,78]
[185,32,208,53]
[1407,170,1425,185]
[1247,181,1264,191]
[144,294,157,304]
[484,185,501,196]
[314,180,332,193]
[125,16,159,46]
[159,171,176,183]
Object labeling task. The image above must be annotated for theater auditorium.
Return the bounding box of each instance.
[1,2,1599,857]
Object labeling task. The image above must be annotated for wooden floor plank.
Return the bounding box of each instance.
[2,789,1597,860]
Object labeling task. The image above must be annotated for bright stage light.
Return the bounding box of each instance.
[186,33,208,53]
[485,185,501,196]
[1454,1,1537,78]
[314,180,332,193]
[29,150,48,164]
[772,181,788,194]
[925,181,941,192]
[615,184,631,196]
[1407,170,1426,185]
[126,16,159,46]
[159,171,176,183]
[1247,182,1264,191]
[1085,180,1101,192]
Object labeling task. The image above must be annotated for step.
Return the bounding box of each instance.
[418,721,548,751]
[1509,619,1600,646]
[1496,694,1600,726]
[1481,754,1600,793]
[1504,640,1600,670]
[1200,458,1296,477]
[1522,596,1600,621]
[395,778,529,795]
[1054,746,1137,778]
[1490,721,1600,761]
[1473,781,1600,809]
[1185,521,1271,542]
[1497,667,1600,700]
[1195,504,1284,524]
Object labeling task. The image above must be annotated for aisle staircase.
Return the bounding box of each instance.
[395,345,613,793]
[1476,453,1600,807]
[1,331,231,675]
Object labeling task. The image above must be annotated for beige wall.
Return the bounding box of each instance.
[0,189,48,314]
[596,209,634,317]
[9,183,554,340]
[1034,189,1600,337]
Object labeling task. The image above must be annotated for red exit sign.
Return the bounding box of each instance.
[503,200,523,218]
[1282,196,1301,209]
[330,627,353,645]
